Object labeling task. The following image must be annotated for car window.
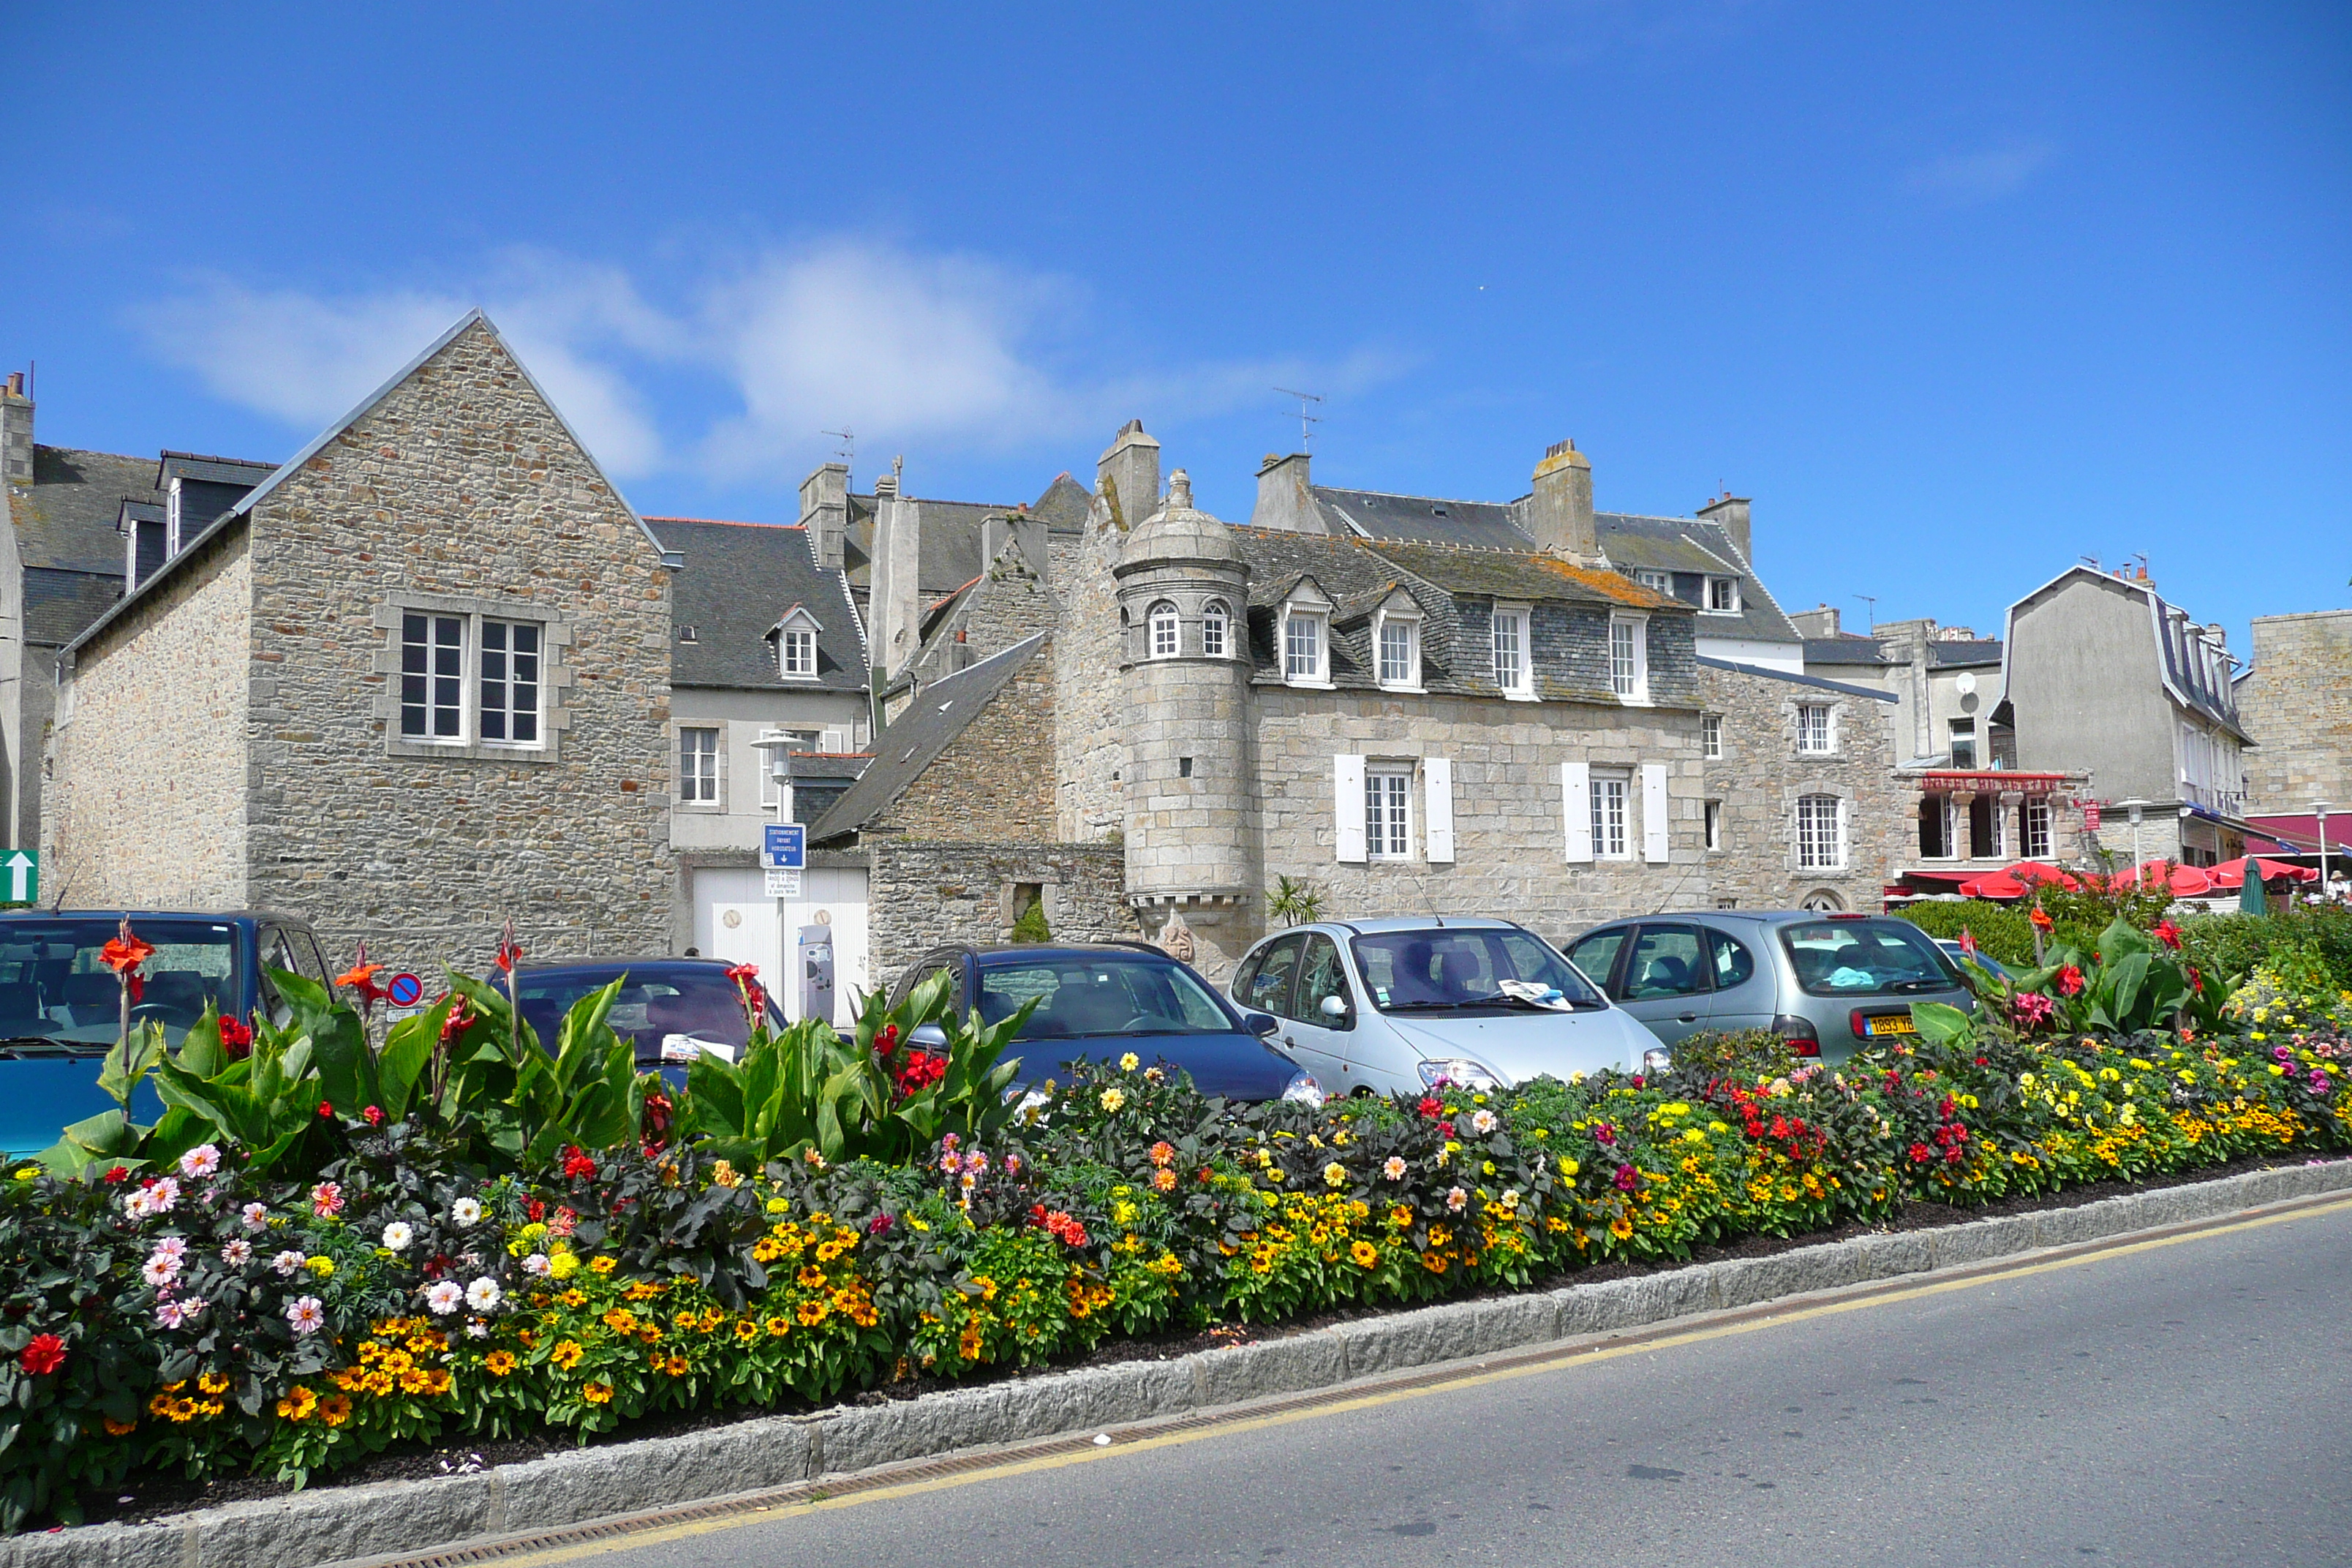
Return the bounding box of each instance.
[0,917,239,1046]
[979,955,1232,1039]
[1351,927,1604,1011]
[1780,919,1955,996]
[892,957,959,1011]
[1296,935,1351,1025]
[261,926,317,990]
[1237,935,1304,1017]
[1708,930,1757,989]
[517,968,776,1062]
[1622,926,1711,1000]
[1565,930,1629,993]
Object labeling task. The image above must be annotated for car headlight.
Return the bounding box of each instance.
[1640,1047,1673,1076]
[1416,1058,1502,1091]
[1280,1070,1324,1107]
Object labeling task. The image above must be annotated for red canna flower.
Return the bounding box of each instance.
[561,1146,598,1182]
[362,1105,385,1127]
[216,1015,254,1058]
[337,938,388,1012]
[18,1333,65,1376]
[2028,906,2055,934]
[102,919,155,1003]
[101,1165,129,1184]
[1958,928,1978,957]
[2055,965,2084,997]
[440,995,472,1044]
[2152,919,2182,950]
[495,918,524,975]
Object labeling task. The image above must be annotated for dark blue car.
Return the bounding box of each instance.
[887,942,1321,1103]
[508,958,788,1090]
[0,910,337,1157]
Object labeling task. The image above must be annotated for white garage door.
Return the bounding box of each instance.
[690,864,870,1028]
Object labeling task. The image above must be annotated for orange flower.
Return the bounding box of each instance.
[2028,905,2055,933]
[102,920,156,1002]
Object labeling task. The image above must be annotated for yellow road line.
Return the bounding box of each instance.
[449,1193,2352,1567]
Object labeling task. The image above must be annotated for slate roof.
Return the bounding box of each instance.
[1364,539,1678,611]
[808,633,1047,843]
[1594,512,1801,646]
[1805,636,1891,667]
[1306,486,1529,550]
[23,568,124,647]
[13,446,151,574]
[645,519,867,693]
[1032,473,1093,534]
[1699,656,1899,704]
[1926,638,2003,669]
[846,494,1019,598]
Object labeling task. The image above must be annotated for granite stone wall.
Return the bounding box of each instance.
[2238,611,2352,813]
[43,532,253,909]
[1051,505,1129,844]
[875,638,1058,842]
[867,840,1137,991]
[1698,665,1907,912]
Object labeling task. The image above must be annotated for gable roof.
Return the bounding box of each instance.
[1804,636,1890,667]
[809,633,1047,843]
[14,445,151,575]
[1308,485,1529,550]
[647,518,867,693]
[1999,565,2246,742]
[1700,655,1898,703]
[63,309,673,662]
[1594,512,1800,645]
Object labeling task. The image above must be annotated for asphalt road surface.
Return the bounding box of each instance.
[514,1199,2352,1568]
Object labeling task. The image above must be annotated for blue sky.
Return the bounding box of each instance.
[11,2,2348,649]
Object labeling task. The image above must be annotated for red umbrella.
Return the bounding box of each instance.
[1958,872,2029,900]
[2128,859,2214,897]
[2207,856,2319,888]
[2001,861,2081,891]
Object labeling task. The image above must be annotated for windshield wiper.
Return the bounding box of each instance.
[1884,979,1950,993]
[0,1036,108,1059]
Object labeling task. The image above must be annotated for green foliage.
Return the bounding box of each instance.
[2179,905,2352,995]
[1265,875,1329,927]
[1009,899,1051,944]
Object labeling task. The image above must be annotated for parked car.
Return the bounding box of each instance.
[1226,917,1659,1096]
[886,942,1319,1103]
[0,909,336,1156]
[1560,911,1975,1062]
[508,958,788,1088]
[1934,939,2013,983]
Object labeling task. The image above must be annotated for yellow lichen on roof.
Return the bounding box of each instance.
[1533,555,1684,608]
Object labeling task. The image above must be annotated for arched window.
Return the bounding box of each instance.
[1202,599,1230,658]
[1148,600,1180,659]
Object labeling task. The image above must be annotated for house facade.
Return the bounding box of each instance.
[2235,609,2351,817]
[42,312,675,973]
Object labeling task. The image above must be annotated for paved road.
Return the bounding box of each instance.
[538,1201,2352,1568]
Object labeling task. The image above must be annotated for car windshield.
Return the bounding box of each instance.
[513,968,777,1063]
[978,955,1235,1040]
[1782,919,1959,996]
[0,918,239,1049]
[1350,927,1605,1011]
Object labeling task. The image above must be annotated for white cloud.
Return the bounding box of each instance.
[1904,140,2056,206]
[134,240,1399,487]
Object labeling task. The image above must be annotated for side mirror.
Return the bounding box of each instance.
[909,1022,950,1050]
[1319,994,1349,1021]
[1244,1011,1281,1038]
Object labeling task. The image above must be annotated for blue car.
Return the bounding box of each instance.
[886,942,1321,1103]
[508,958,789,1090]
[0,909,337,1157]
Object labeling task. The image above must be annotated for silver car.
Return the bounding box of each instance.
[1561,910,1976,1063]
[1226,916,1663,1096]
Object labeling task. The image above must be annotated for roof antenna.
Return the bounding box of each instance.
[821,427,855,473]
[1274,388,1323,452]
[1852,593,1877,629]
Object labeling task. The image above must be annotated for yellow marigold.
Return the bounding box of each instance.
[1349,1240,1379,1268]
[548,1252,581,1281]
[1323,1161,1349,1189]
[305,1256,335,1279]
[581,1381,614,1405]
[798,1298,830,1326]
[551,1339,585,1371]
[589,1256,617,1275]
[1100,1086,1126,1112]
[484,1350,519,1377]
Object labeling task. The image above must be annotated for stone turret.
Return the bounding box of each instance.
[1112,469,1259,976]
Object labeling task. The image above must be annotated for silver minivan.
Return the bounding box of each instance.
[1227,916,1663,1095]
[1560,911,1975,1062]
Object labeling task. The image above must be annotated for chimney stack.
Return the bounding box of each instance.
[1250,451,1322,533]
[1096,420,1161,534]
[1,371,31,487]
[1524,439,1597,563]
[871,456,921,682]
[796,461,849,572]
[1697,491,1752,566]
[1789,604,1842,638]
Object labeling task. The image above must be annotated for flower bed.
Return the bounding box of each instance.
[0,926,2346,1534]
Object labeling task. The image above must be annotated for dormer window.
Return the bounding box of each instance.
[1491,601,1534,699]
[1373,595,1422,693]
[1281,580,1334,687]
[1148,600,1180,659]
[769,605,824,682]
[1634,569,1670,595]
[1610,611,1650,704]
[1706,576,1740,613]
[1202,599,1230,658]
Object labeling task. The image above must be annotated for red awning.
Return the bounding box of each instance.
[2124,859,2215,896]
[2239,814,2352,856]
[2002,861,2081,890]
[2207,856,2321,888]
[1958,872,2029,900]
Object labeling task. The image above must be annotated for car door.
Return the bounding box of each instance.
[1563,927,1633,997]
[1613,923,1715,1045]
[1703,926,1774,1033]
[1280,933,1357,1090]
[1232,935,1304,1023]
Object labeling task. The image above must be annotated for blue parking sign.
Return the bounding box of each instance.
[762,823,806,870]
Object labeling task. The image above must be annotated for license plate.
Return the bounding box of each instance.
[1865,1014,1916,1037]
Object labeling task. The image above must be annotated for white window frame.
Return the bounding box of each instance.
[1947,716,1977,769]
[678,726,721,806]
[399,611,467,745]
[1798,703,1834,755]
[393,606,551,754]
[1202,599,1230,659]
[1284,606,1331,687]
[1610,613,1649,704]
[1375,605,1422,693]
[1702,713,1723,760]
[1705,576,1740,614]
[2022,797,2053,859]
[1492,601,1534,700]
[780,627,818,679]
[1591,771,1632,861]
[1634,569,1671,595]
[1796,793,1846,872]
[1148,600,1181,660]
[1365,765,1415,861]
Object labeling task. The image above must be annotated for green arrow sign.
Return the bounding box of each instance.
[2,850,35,905]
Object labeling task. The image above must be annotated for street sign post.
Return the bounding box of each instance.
[764,867,802,898]
[385,973,424,1009]
[761,824,805,870]
[1,850,35,904]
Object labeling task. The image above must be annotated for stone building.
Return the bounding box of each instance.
[2236,609,2352,815]
[0,371,274,853]
[42,311,676,973]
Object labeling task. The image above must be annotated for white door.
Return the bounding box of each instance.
[773,865,871,1026]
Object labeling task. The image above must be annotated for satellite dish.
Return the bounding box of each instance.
[1955,672,1978,697]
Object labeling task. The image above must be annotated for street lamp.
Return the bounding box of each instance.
[2119,799,2148,883]
[2315,801,2334,904]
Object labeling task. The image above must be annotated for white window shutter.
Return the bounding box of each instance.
[1335,754,1367,863]
[1837,794,1851,870]
[1641,762,1670,864]
[1424,758,1455,864]
[1561,761,1593,863]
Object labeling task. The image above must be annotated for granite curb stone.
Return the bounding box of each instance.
[14,1159,2349,1568]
